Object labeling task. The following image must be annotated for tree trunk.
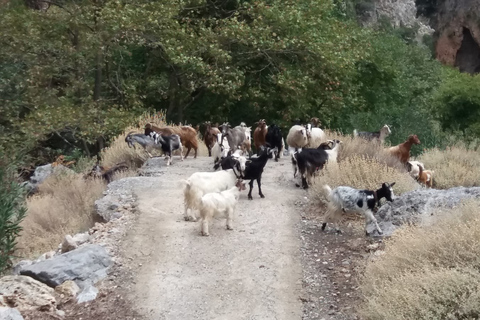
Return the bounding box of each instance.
[93,50,102,102]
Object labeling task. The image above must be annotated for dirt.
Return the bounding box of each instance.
[28,155,382,319]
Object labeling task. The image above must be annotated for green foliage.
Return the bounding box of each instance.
[432,67,480,140]
[0,153,27,273]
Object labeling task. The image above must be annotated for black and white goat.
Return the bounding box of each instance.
[242,146,276,200]
[322,182,396,235]
[149,131,184,166]
[265,124,283,162]
[291,140,340,189]
[125,132,159,157]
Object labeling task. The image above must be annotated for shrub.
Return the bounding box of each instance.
[417,143,480,189]
[358,200,480,320]
[0,155,27,273]
[16,173,105,258]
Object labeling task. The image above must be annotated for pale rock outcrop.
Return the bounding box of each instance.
[0,276,56,312]
[0,307,24,320]
[61,235,78,253]
[54,280,80,305]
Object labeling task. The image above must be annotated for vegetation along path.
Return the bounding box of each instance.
[122,156,306,319]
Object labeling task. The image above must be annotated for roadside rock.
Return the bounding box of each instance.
[61,235,77,253]
[76,285,98,304]
[367,187,480,236]
[0,307,24,320]
[0,275,56,312]
[94,177,138,222]
[12,261,33,276]
[55,281,80,305]
[21,164,74,195]
[71,232,90,245]
[20,244,112,290]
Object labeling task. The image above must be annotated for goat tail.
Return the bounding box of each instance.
[353,129,358,137]
[322,185,332,200]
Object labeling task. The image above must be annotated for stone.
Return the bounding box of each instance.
[12,261,33,276]
[0,275,56,312]
[61,235,77,253]
[95,195,122,222]
[55,281,80,305]
[21,164,75,195]
[367,187,480,237]
[56,310,65,317]
[76,285,99,304]
[0,307,24,320]
[71,233,90,245]
[20,244,112,290]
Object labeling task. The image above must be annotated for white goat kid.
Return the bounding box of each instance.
[211,133,231,167]
[183,159,246,222]
[200,180,246,236]
[322,182,396,235]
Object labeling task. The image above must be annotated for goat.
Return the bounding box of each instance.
[387,134,421,164]
[203,121,221,157]
[220,122,246,152]
[125,132,159,157]
[406,160,425,179]
[183,160,246,221]
[306,127,326,149]
[145,123,198,158]
[240,126,252,156]
[322,182,396,235]
[215,151,247,171]
[149,131,184,166]
[354,124,391,144]
[253,119,268,153]
[87,161,129,183]
[199,180,246,236]
[310,117,321,128]
[417,164,434,188]
[286,125,309,155]
[242,147,276,200]
[265,124,283,161]
[291,140,341,189]
[239,122,247,128]
[212,133,231,169]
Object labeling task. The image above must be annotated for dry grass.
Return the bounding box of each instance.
[358,200,480,320]
[16,173,106,258]
[324,130,404,170]
[417,143,480,189]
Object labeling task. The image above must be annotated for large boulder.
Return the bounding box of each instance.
[20,244,112,290]
[0,307,24,320]
[0,275,56,313]
[367,187,480,236]
[21,164,74,195]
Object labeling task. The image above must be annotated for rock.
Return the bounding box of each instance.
[61,235,77,253]
[76,285,98,304]
[0,307,24,320]
[0,275,56,312]
[12,261,33,276]
[22,164,75,195]
[366,243,379,251]
[367,187,480,237]
[95,195,122,222]
[55,281,80,305]
[56,309,65,317]
[71,232,90,245]
[20,244,112,289]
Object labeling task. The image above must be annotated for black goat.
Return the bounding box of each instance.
[265,124,283,162]
[149,132,184,166]
[242,147,276,200]
[291,145,330,189]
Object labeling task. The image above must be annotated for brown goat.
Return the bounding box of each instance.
[310,117,321,128]
[417,164,434,188]
[86,161,129,183]
[387,134,421,164]
[253,119,268,153]
[145,123,198,158]
[203,121,221,157]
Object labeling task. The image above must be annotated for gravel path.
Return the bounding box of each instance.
[121,156,305,320]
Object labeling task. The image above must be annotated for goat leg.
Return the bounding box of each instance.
[248,180,254,200]
[201,218,210,236]
[364,210,382,235]
[257,176,265,198]
[184,147,191,158]
[226,208,233,230]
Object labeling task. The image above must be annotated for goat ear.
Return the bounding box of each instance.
[390,182,396,187]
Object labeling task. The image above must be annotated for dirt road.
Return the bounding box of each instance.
[122,156,306,320]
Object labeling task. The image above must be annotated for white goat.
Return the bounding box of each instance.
[306,127,326,148]
[199,181,246,236]
[325,139,342,163]
[286,125,309,155]
[211,133,230,167]
[406,160,425,179]
[183,162,246,222]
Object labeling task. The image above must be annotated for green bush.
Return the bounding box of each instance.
[0,154,27,273]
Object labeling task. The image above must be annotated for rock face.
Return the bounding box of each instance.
[21,164,74,195]
[367,187,480,236]
[0,307,24,320]
[434,0,480,73]
[94,177,137,222]
[20,244,112,290]
[0,275,56,312]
